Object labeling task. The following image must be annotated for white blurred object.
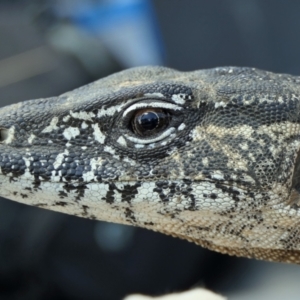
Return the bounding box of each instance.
[53,0,164,68]
[124,288,226,300]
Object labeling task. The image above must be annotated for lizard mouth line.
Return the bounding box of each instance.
[0,171,257,193]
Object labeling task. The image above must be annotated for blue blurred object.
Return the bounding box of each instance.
[53,0,164,67]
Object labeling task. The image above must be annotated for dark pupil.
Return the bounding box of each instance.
[138,112,159,131]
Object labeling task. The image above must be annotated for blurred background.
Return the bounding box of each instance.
[1,0,300,299]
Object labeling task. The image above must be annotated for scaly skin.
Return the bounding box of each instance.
[1,66,300,263]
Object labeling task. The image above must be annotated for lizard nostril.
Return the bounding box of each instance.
[0,128,9,142]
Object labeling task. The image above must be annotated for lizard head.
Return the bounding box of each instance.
[1,66,300,263]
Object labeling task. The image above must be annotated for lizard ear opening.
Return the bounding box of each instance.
[0,128,9,142]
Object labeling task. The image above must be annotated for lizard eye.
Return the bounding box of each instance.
[119,100,183,146]
[131,108,170,137]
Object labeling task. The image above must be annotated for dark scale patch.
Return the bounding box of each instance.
[9,177,17,183]
[124,207,136,223]
[59,191,68,199]
[75,185,87,201]
[103,183,115,204]
[154,180,196,209]
[188,194,196,210]
[33,179,41,189]
[62,183,87,201]
[81,205,89,217]
[102,182,141,204]
[120,183,141,203]
[198,226,210,232]
[54,201,68,207]
[210,193,218,199]
[144,222,154,226]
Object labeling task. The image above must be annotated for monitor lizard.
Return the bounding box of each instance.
[0,66,300,264]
